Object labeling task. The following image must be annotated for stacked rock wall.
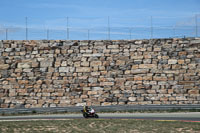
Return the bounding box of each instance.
[0,38,200,108]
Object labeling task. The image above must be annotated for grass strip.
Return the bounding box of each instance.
[0,119,200,133]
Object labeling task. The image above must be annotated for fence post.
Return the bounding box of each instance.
[6,28,8,40]
[129,28,132,40]
[108,16,110,40]
[173,26,176,37]
[25,17,28,40]
[67,17,69,40]
[150,16,153,39]
[88,29,90,40]
[47,29,49,40]
[195,14,198,37]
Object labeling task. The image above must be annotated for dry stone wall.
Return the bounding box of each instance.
[0,38,200,108]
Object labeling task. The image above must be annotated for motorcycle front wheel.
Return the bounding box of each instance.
[83,113,88,118]
[94,114,99,118]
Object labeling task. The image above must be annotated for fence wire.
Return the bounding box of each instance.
[0,16,199,40]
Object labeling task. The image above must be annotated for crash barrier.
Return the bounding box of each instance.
[0,105,200,115]
[0,38,200,108]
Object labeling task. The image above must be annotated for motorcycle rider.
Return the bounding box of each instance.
[83,106,90,113]
[82,105,99,118]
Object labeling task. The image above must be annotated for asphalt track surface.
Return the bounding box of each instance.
[0,112,200,122]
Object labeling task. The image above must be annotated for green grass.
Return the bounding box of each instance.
[0,119,199,133]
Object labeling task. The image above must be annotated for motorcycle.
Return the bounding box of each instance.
[81,107,99,118]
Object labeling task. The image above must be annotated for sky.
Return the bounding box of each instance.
[0,0,200,40]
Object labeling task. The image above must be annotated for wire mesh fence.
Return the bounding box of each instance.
[0,15,199,40]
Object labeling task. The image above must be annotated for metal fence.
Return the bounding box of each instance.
[0,15,199,40]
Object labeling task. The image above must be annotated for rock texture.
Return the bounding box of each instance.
[0,38,200,108]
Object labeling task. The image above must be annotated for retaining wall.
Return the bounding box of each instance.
[0,38,200,108]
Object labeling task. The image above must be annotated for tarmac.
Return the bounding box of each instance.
[0,112,200,122]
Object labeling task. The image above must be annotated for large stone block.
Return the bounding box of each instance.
[59,67,69,72]
[61,61,67,67]
[0,41,3,48]
[163,70,179,74]
[153,76,167,81]
[160,97,168,101]
[131,69,149,74]
[0,64,9,70]
[101,102,112,106]
[128,97,136,101]
[125,81,135,86]
[115,78,126,86]
[179,81,195,85]
[139,64,157,69]
[90,61,102,66]
[83,53,103,57]
[91,72,100,76]
[131,56,143,60]
[92,87,104,91]
[188,90,199,94]
[154,47,161,51]
[190,39,200,44]
[5,48,13,52]
[23,68,32,72]
[88,78,97,83]
[107,45,119,49]
[60,100,71,104]
[176,96,187,101]
[88,91,98,95]
[118,97,128,102]
[168,59,177,64]
[100,82,114,86]
[81,61,89,67]
[17,63,30,68]
[54,61,61,67]
[134,76,143,81]
[31,62,39,68]
[76,67,91,72]
[40,60,52,67]
[146,90,156,94]
[135,40,143,44]
[111,49,120,53]
[116,60,125,65]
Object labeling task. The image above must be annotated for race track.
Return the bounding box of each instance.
[0,112,200,122]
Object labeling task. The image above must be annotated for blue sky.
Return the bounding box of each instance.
[0,0,200,40]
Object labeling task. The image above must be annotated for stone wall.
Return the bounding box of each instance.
[0,38,200,108]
